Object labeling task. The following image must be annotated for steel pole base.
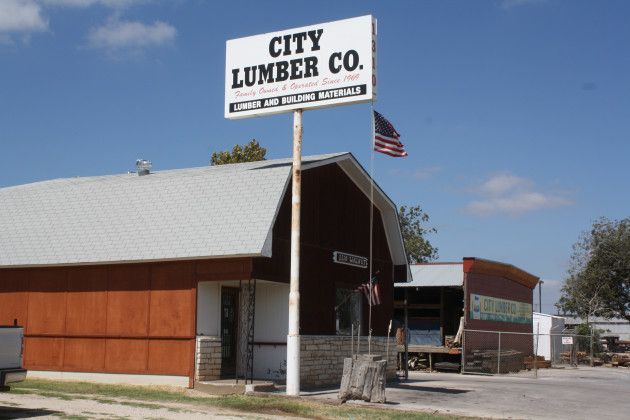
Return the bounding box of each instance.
[286,334,301,396]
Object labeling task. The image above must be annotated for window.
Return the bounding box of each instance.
[335,287,362,335]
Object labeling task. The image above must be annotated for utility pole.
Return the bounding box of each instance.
[538,280,544,313]
[286,109,303,396]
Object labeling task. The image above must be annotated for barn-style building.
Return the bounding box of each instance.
[0,153,407,387]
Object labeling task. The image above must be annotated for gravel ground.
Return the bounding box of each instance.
[5,367,626,419]
[0,391,292,419]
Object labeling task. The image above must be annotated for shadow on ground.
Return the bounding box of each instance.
[0,406,61,419]
[391,384,469,394]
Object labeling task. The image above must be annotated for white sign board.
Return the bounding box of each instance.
[332,251,368,269]
[225,15,377,119]
[562,336,574,345]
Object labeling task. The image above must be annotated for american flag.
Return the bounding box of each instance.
[358,273,381,306]
[358,282,381,306]
[373,111,407,157]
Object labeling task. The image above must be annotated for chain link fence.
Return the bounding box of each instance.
[462,329,593,376]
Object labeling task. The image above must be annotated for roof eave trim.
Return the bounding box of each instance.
[0,253,263,269]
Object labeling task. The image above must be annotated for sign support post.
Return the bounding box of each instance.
[287,109,303,396]
[224,15,377,397]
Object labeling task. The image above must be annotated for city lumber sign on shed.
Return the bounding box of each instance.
[470,293,532,324]
[225,15,377,119]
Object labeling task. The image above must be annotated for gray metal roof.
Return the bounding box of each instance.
[396,263,463,288]
[0,152,408,270]
[564,316,630,325]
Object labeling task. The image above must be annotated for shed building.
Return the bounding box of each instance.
[0,152,407,388]
[395,258,539,372]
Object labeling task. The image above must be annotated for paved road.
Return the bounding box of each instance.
[304,367,630,419]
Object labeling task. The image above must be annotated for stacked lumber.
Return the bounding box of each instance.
[618,341,630,352]
[524,355,551,369]
[612,353,630,367]
[464,349,525,373]
[560,351,589,364]
[591,357,604,366]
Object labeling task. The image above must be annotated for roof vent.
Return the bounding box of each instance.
[136,159,152,176]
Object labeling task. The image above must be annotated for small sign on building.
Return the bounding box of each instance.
[332,251,368,269]
[562,336,574,345]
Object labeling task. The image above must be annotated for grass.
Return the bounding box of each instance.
[10,378,468,419]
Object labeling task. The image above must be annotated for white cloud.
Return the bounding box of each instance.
[413,166,442,180]
[390,166,441,181]
[0,0,48,33]
[464,172,573,216]
[1,0,163,49]
[466,192,572,215]
[88,19,176,50]
[477,173,532,196]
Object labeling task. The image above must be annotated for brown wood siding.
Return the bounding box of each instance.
[149,263,195,337]
[0,261,199,376]
[24,337,64,370]
[106,265,151,337]
[26,269,67,335]
[196,258,252,281]
[0,269,28,327]
[105,339,148,373]
[253,163,394,336]
[63,338,106,371]
[66,268,108,335]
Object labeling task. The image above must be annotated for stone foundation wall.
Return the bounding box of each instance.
[300,335,396,387]
[195,336,221,382]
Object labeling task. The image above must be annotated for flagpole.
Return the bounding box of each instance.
[368,101,376,355]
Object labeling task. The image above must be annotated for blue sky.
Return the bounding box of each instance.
[1,0,629,313]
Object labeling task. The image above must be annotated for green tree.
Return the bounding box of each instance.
[210,139,267,165]
[574,322,604,354]
[557,217,630,322]
[398,205,438,263]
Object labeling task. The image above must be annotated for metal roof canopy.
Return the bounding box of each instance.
[397,263,464,288]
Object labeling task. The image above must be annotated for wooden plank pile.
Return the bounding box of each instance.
[464,349,525,373]
[338,354,387,403]
[560,351,588,364]
[524,355,551,369]
[612,353,630,367]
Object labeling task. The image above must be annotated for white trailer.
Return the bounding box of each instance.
[533,312,565,361]
[0,325,27,390]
